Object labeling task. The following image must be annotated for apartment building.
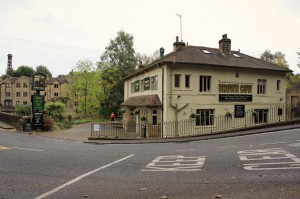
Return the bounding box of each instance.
[0,75,68,111]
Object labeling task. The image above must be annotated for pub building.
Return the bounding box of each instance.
[121,34,290,136]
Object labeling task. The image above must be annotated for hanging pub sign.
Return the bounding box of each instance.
[32,73,46,91]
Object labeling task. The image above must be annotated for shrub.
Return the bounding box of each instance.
[45,102,66,121]
[42,114,54,131]
[15,105,31,116]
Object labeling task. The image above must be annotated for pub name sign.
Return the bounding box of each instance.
[219,83,252,94]
[219,83,252,102]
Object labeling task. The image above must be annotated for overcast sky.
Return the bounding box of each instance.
[0,0,299,77]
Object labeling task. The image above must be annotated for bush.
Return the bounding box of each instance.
[42,114,54,131]
[15,105,31,116]
[56,120,73,130]
[45,102,66,121]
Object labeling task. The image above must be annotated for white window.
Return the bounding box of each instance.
[199,76,211,92]
[151,76,158,90]
[131,83,135,93]
[196,109,214,126]
[23,92,28,97]
[257,79,266,94]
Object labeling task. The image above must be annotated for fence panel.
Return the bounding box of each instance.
[90,103,299,139]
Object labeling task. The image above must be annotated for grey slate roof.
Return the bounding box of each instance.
[126,45,291,79]
[121,94,161,107]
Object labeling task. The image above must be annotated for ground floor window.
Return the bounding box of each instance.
[152,109,158,125]
[254,109,268,124]
[196,109,214,126]
[4,100,12,107]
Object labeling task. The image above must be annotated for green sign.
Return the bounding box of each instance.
[32,95,45,111]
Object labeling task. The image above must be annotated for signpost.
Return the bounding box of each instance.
[31,73,46,128]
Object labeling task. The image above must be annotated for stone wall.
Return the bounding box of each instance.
[0,112,22,127]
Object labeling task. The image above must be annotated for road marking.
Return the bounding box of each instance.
[34,154,135,199]
[0,145,10,150]
[175,149,196,152]
[238,148,300,170]
[287,141,300,147]
[142,155,206,172]
[12,147,43,152]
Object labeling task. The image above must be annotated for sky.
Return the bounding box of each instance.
[0,0,299,77]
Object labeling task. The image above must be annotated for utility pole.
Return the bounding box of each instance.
[176,14,183,42]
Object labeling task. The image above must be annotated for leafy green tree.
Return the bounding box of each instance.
[100,30,137,77]
[14,65,35,77]
[68,59,101,118]
[98,66,122,117]
[297,50,300,68]
[36,65,52,77]
[260,50,297,88]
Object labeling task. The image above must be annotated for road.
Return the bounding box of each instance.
[0,128,300,199]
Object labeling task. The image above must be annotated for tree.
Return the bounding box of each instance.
[260,50,296,87]
[36,65,52,77]
[100,30,137,77]
[68,59,101,118]
[98,66,123,117]
[14,65,35,77]
[297,50,300,68]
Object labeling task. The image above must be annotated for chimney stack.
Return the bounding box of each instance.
[173,36,186,52]
[219,34,231,56]
[7,54,12,69]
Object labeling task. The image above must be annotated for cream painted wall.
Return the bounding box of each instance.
[124,63,287,122]
[164,64,286,121]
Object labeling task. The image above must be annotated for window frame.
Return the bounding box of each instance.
[185,75,190,89]
[174,74,181,88]
[257,79,266,94]
[199,76,211,92]
[195,109,214,126]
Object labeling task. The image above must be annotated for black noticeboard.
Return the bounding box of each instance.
[33,112,43,126]
[219,94,252,102]
[234,105,245,118]
[23,122,32,131]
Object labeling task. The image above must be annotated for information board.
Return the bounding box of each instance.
[33,112,43,126]
[234,105,245,118]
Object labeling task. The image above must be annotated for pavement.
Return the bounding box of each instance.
[2,120,300,144]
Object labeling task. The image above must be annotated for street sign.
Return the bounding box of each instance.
[32,95,45,111]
